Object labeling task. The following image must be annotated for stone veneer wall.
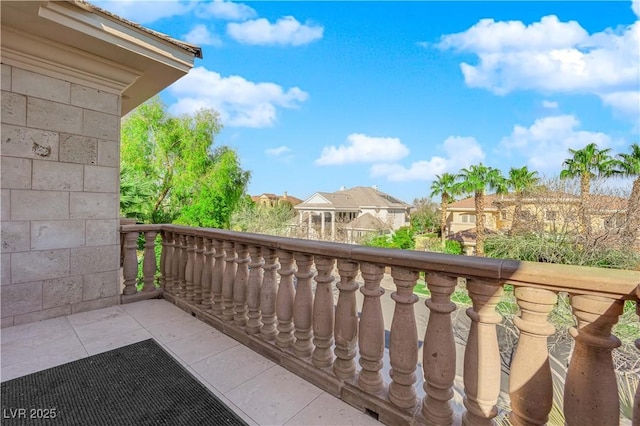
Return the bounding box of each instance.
[1,63,121,327]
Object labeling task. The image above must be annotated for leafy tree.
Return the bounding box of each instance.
[410,197,439,234]
[614,143,640,246]
[230,197,296,236]
[560,143,615,236]
[455,164,506,256]
[506,166,539,234]
[429,173,458,247]
[120,97,250,227]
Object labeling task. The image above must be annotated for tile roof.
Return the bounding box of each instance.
[299,186,410,209]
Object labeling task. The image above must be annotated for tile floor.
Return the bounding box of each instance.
[0,299,383,426]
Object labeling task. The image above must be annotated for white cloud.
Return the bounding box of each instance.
[315,134,409,166]
[437,13,640,118]
[542,100,559,109]
[93,1,193,24]
[168,67,308,128]
[633,0,640,18]
[182,24,222,46]
[500,115,616,173]
[227,16,324,46]
[195,0,256,21]
[266,146,291,157]
[370,136,485,182]
[600,91,640,118]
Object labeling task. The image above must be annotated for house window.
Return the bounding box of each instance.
[604,214,624,230]
[518,211,535,222]
[545,210,557,221]
[500,211,507,220]
[461,214,476,223]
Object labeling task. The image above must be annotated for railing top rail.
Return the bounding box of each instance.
[121,224,639,299]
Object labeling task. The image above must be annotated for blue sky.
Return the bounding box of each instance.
[98,0,639,204]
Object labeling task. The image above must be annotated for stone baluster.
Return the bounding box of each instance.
[421,273,457,425]
[634,286,639,426]
[211,239,225,316]
[333,260,359,380]
[260,248,277,340]
[159,230,169,290]
[193,236,204,305]
[388,267,420,409]
[276,250,296,348]
[200,237,214,309]
[185,235,196,302]
[564,294,624,425]
[222,241,237,321]
[357,262,385,393]
[122,230,139,296]
[312,256,336,368]
[509,287,557,426]
[293,253,314,358]
[142,230,158,292]
[233,243,250,327]
[462,279,503,426]
[246,245,264,335]
[163,231,175,293]
[177,234,187,298]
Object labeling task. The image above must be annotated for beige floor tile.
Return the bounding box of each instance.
[225,365,324,426]
[1,329,82,367]
[145,315,214,344]
[121,299,190,328]
[284,392,383,425]
[1,339,87,382]
[191,344,275,393]
[66,305,127,328]
[0,317,72,345]
[163,329,239,365]
[72,313,143,345]
[83,328,153,356]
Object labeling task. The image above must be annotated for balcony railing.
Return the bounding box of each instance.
[120,223,639,426]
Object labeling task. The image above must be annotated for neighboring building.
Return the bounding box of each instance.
[251,192,302,208]
[1,0,200,326]
[294,186,411,242]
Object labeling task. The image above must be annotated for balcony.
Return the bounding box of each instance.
[3,223,639,425]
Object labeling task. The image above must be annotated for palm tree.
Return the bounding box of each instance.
[506,166,539,234]
[560,143,615,236]
[430,173,458,248]
[455,164,506,256]
[615,143,640,246]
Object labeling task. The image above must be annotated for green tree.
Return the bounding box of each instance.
[455,164,506,256]
[560,143,615,236]
[615,143,640,246]
[120,97,250,227]
[230,197,296,236]
[410,197,439,234]
[429,173,458,248]
[506,166,539,234]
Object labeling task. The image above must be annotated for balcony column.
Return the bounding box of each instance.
[564,294,624,426]
[357,262,385,393]
[509,287,557,426]
[246,245,264,335]
[142,230,158,292]
[159,230,169,290]
[293,253,314,358]
[333,260,359,380]
[200,237,214,309]
[388,267,420,409]
[422,273,457,425]
[462,279,503,426]
[222,241,237,321]
[163,231,175,293]
[211,239,225,316]
[233,243,250,327]
[193,235,204,304]
[312,256,335,368]
[276,250,296,348]
[184,235,196,302]
[331,211,336,241]
[320,212,325,239]
[259,248,278,340]
[122,230,139,296]
[308,212,312,239]
[176,234,187,298]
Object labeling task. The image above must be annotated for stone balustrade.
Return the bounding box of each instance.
[120,224,640,426]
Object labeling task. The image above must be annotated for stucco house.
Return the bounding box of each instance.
[251,192,302,208]
[294,186,411,242]
[1,0,201,327]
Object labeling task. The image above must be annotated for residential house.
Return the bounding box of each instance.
[1,0,201,325]
[251,192,302,208]
[294,186,411,242]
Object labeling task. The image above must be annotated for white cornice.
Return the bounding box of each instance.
[38,1,194,73]
[1,26,141,94]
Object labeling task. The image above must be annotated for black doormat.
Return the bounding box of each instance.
[1,339,248,426]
